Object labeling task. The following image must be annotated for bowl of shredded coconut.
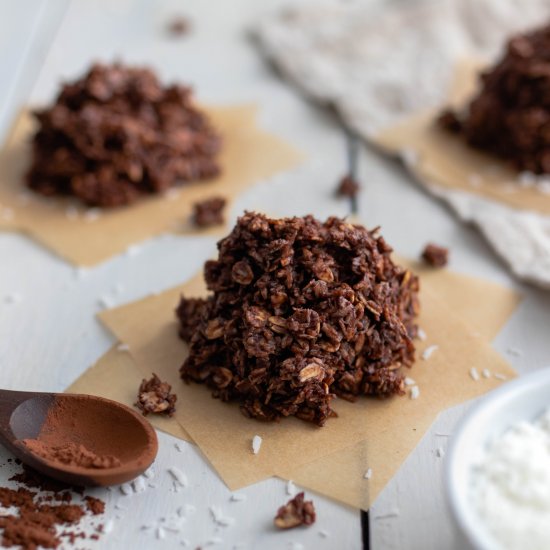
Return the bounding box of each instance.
[446,368,550,550]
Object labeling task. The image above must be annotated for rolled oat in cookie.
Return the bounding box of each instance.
[439,24,550,174]
[176,212,419,426]
[27,62,221,207]
[135,373,177,417]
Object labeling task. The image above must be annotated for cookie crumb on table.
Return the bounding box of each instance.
[421,243,448,267]
[192,196,226,228]
[135,373,177,417]
[336,175,360,198]
[274,492,316,529]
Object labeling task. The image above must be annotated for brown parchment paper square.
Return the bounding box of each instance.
[373,60,550,216]
[67,265,519,509]
[88,265,517,501]
[0,106,302,266]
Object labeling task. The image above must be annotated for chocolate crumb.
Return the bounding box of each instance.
[0,463,105,549]
[421,243,448,268]
[135,373,177,417]
[167,16,191,37]
[192,196,226,228]
[27,62,221,207]
[336,175,360,198]
[177,212,419,426]
[438,24,550,174]
[274,492,316,529]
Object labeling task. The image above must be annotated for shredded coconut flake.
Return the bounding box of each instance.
[404,376,416,386]
[252,435,262,455]
[436,447,445,458]
[126,244,142,256]
[422,345,438,360]
[470,367,480,381]
[375,509,400,520]
[506,347,523,357]
[319,530,330,538]
[210,506,235,527]
[117,343,130,352]
[132,476,146,493]
[494,373,507,381]
[482,369,491,379]
[410,386,420,400]
[286,480,297,496]
[98,295,113,309]
[230,493,247,502]
[120,483,133,495]
[168,467,188,487]
[417,327,427,341]
[399,147,418,168]
[364,468,373,480]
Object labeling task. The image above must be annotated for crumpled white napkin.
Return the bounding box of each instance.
[255,0,550,288]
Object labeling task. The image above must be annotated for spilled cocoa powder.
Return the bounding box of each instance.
[19,440,121,470]
[0,461,106,549]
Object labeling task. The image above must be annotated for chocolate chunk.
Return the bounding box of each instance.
[27,63,221,207]
[192,196,226,228]
[135,373,177,417]
[421,243,449,267]
[177,212,419,426]
[274,492,316,529]
[438,24,550,174]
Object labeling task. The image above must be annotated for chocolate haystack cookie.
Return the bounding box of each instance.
[274,492,316,529]
[27,62,221,207]
[421,243,448,268]
[135,373,177,417]
[176,212,419,426]
[438,24,550,174]
[192,196,226,228]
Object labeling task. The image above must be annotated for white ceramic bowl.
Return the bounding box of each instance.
[446,367,550,550]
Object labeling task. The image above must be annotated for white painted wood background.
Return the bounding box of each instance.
[1,1,550,548]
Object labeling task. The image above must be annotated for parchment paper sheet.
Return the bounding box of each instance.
[68,264,519,509]
[374,60,550,216]
[254,0,550,288]
[0,106,302,266]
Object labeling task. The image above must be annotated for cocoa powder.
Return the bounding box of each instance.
[20,440,121,470]
[0,462,106,549]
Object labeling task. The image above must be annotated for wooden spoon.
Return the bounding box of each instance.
[0,389,158,486]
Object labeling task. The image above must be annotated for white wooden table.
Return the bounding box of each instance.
[2,1,550,548]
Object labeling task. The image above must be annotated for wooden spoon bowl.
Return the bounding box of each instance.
[0,390,158,486]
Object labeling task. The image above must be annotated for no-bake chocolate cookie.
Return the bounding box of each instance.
[439,24,550,174]
[176,212,419,426]
[26,63,221,207]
